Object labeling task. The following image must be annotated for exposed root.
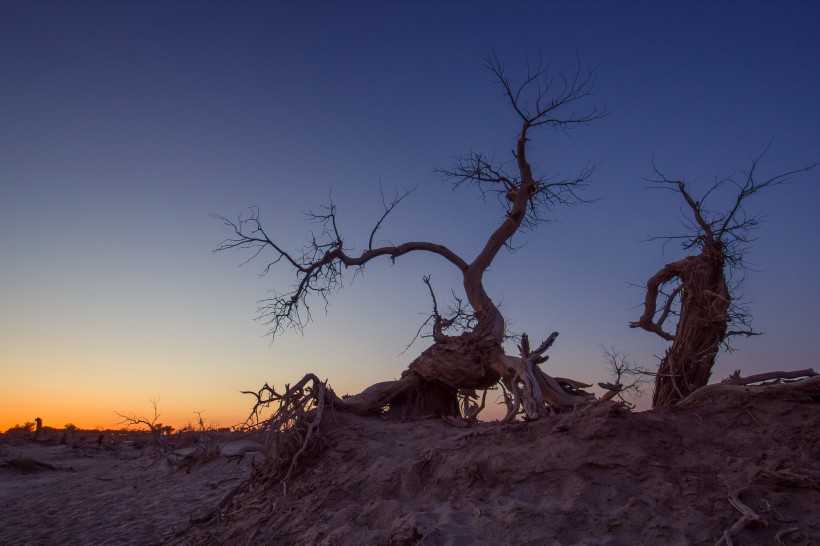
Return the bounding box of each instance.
[164,375,338,544]
[678,373,820,409]
[722,368,817,386]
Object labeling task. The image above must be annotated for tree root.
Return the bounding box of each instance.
[722,368,817,386]
[227,374,338,500]
[678,373,820,409]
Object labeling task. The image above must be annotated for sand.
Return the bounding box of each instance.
[2,390,818,545]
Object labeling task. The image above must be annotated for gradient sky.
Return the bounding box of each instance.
[2,1,818,430]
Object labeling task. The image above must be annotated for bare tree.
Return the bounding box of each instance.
[631,151,816,407]
[114,397,168,434]
[599,346,651,406]
[215,53,607,420]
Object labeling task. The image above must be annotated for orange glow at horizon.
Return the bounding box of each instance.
[0,398,250,433]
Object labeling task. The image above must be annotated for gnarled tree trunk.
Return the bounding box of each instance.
[650,248,729,407]
[631,155,816,409]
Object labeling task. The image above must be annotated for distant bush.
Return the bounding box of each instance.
[7,422,35,433]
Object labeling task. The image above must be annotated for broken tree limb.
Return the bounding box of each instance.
[535,370,594,409]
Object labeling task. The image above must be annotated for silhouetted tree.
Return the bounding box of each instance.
[115,397,166,434]
[216,53,606,420]
[631,152,816,407]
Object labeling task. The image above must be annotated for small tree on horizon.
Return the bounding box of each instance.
[114,397,167,434]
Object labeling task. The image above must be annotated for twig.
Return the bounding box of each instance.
[715,485,766,545]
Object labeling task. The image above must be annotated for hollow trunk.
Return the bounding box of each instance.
[653,250,729,407]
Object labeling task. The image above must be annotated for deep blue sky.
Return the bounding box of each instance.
[1,1,818,428]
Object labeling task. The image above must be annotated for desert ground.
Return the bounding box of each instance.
[2,385,818,545]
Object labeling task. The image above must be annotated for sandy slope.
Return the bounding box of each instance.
[2,392,818,545]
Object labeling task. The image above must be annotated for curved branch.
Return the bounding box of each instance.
[215,203,469,337]
[630,258,689,341]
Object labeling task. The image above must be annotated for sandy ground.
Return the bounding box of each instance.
[0,431,259,545]
[2,391,818,545]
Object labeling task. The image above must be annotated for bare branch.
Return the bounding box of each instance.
[216,52,605,351]
[214,201,469,338]
[368,184,417,250]
[483,50,608,130]
[645,155,817,269]
[441,52,605,233]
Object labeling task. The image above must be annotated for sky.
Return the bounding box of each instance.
[1,1,818,430]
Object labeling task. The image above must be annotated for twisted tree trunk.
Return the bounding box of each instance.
[631,156,815,409]
[651,249,729,407]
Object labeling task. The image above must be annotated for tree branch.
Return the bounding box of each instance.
[630,259,687,341]
[214,203,469,338]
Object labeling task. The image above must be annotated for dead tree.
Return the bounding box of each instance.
[631,153,816,408]
[114,397,167,435]
[215,53,606,420]
[599,347,651,406]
